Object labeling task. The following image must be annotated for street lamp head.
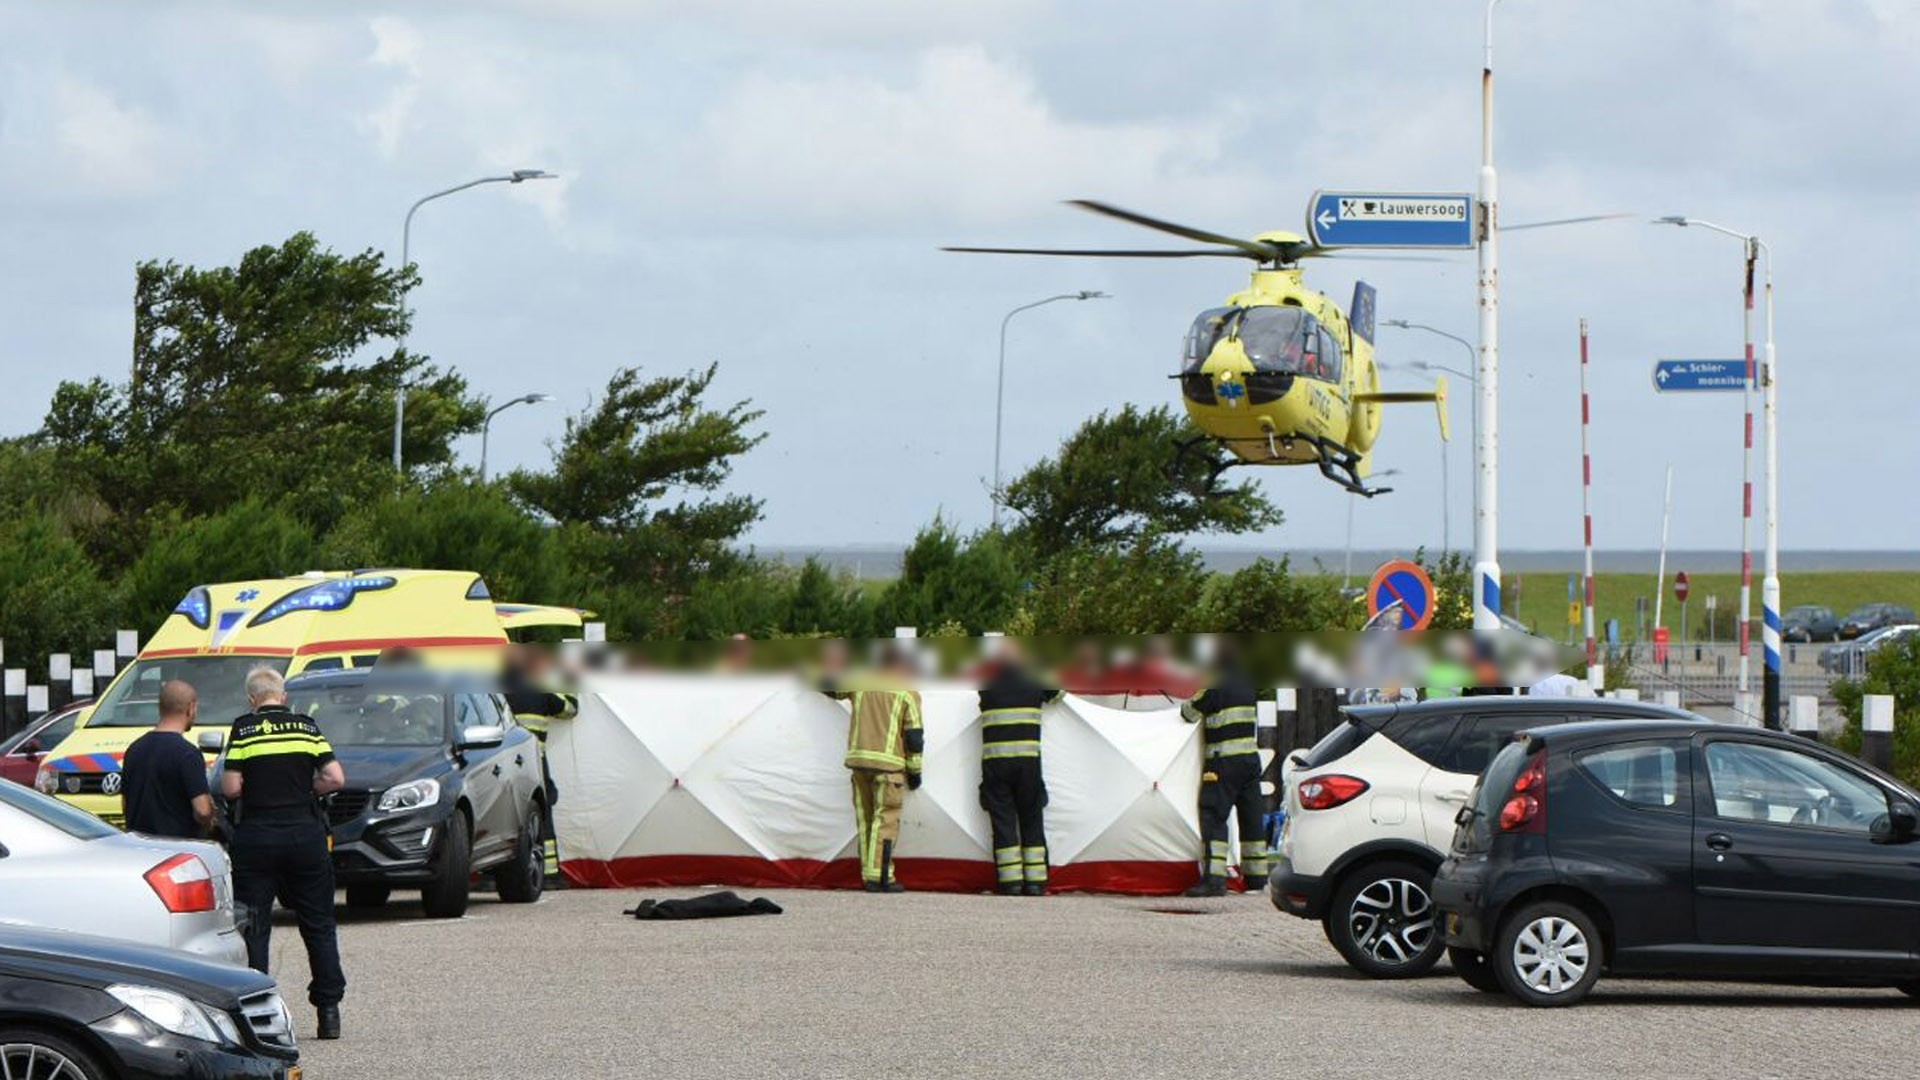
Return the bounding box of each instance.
[521,392,554,405]
[1653,216,1690,227]
[510,169,556,183]
[1077,290,1109,300]
[1383,319,1412,329]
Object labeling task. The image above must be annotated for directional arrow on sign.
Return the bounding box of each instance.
[1315,208,1336,232]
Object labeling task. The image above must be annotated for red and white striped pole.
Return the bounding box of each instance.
[1736,245,1756,721]
[1579,318,1600,689]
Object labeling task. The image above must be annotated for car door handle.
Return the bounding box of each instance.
[1706,833,1734,851]
[1434,790,1472,804]
[492,764,503,778]
[514,754,524,768]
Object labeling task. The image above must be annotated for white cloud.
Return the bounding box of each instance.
[47,75,170,197]
[691,46,1263,230]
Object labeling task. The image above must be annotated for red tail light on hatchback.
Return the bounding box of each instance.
[1297,774,1370,810]
[1497,750,1549,834]
[144,853,217,914]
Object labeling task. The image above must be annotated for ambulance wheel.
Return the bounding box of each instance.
[421,813,472,919]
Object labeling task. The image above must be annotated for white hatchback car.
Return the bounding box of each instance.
[0,778,245,964]
[1270,696,1692,977]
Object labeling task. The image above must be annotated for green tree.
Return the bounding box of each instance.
[0,510,121,667]
[783,558,874,637]
[41,232,482,566]
[1022,534,1209,636]
[122,498,319,632]
[1194,556,1352,632]
[1833,635,1920,786]
[876,520,1023,635]
[999,404,1281,557]
[319,483,572,604]
[510,364,765,630]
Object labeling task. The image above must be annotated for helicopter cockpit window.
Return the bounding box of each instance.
[1183,308,1235,371]
[1236,307,1311,375]
[1315,327,1345,383]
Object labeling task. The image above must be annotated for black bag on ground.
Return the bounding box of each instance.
[623,890,783,920]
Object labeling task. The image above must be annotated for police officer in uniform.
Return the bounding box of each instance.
[220,667,347,1040]
[976,641,1060,895]
[503,646,579,880]
[1181,650,1269,898]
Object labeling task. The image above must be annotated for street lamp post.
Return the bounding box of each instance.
[1385,319,1480,555]
[395,169,557,474]
[992,290,1108,529]
[1655,216,1779,729]
[1344,469,1403,592]
[479,393,554,482]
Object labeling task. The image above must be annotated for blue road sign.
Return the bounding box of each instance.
[1652,359,1749,393]
[1307,191,1475,249]
[1368,560,1435,632]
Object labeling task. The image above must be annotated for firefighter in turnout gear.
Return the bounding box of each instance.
[836,649,924,893]
[1181,653,1268,898]
[976,641,1060,895]
[502,646,579,881]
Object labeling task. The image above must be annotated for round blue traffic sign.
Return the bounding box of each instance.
[1367,560,1435,632]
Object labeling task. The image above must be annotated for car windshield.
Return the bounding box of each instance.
[0,778,119,840]
[1786,606,1827,620]
[87,656,291,728]
[300,689,448,748]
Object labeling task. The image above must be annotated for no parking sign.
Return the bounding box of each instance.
[1367,560,1436,632]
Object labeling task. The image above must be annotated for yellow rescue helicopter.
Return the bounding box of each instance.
[949,200,1449,497]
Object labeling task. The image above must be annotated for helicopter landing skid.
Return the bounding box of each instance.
[1311,437,1391,497]
[1169,435,1241,499]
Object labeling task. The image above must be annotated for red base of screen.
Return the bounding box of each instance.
[560,855,1241,896]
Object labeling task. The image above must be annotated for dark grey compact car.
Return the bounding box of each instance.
[1436,719,1920,1006]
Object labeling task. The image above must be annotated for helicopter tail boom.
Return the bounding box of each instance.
[1354,374,1450,442]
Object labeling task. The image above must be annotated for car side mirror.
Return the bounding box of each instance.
[1873,802,1919,844]
[457,725,505,752]
[197,730,226,752]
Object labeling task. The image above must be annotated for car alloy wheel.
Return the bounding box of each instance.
[1,1040,98,1080]
[1327,859,1442,978]
[1349,877,1436,965]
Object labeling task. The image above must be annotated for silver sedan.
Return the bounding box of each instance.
[0,778,245,965]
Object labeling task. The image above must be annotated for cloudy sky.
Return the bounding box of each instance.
[2,0,1915,558]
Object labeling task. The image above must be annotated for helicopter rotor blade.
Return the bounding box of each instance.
[1502,212,1635,232]
[1066,200,1280,261]
[1307,251,1455,263]
[942,245,1261,259]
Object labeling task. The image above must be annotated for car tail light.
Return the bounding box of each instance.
[1297,774,1370,810]
[144,854,217,914]
[1497,749,1549,834]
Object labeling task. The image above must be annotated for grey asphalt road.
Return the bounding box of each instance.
[271,887,1910,1079]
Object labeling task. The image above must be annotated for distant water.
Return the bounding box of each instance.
[761,546,1920,579]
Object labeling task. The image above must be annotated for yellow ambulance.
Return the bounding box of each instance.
[38,568,585,823]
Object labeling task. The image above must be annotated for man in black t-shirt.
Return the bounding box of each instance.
[222,666,347,1040]
[120,680,214,839]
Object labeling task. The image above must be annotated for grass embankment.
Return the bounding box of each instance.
[1499,570,1920,641]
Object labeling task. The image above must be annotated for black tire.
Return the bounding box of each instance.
[0,1025,112,1080]
[1326,860,1443,978]
[344,884,391,909]
[496,803,546,904]
[1897,981,1920,1000]
[1449,947,1504,993]
[1494,901,1603,1007]
[420,813,472,919]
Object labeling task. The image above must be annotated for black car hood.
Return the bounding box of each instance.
[0,923,272,1006]
[330,744,451,792]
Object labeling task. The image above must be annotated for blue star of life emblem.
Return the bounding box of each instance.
[1217,380,1246,406]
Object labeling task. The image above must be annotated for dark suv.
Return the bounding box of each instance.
[1435,719,1920,1006]
[278,668,549,918]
